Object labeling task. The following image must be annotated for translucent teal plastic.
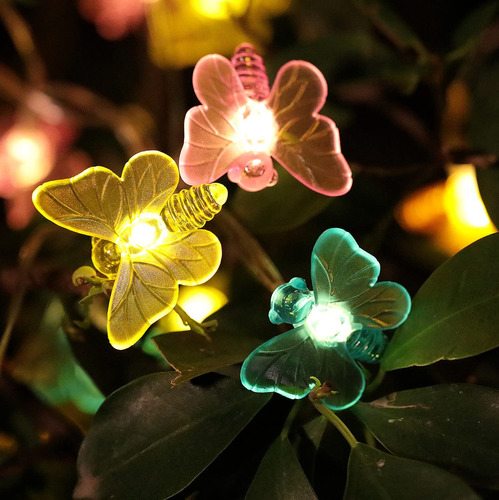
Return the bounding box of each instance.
[241,228,411,410]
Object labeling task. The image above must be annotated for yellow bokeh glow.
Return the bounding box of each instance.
[160,285,228,332]
[397,164,497,255]
[444,165,491,229]
[192,0,249,19]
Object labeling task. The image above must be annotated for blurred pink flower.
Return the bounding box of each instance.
[78,0,146,40]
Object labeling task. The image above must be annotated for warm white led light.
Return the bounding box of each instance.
[305,304,355,344]
[126,214,167,251]
[239,101,276,152]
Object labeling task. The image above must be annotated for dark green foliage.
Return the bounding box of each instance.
[1,0,499,499]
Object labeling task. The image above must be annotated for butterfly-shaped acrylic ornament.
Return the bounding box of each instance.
[179,43,352,194]
[240,228,411,410]
[33,151,227,350]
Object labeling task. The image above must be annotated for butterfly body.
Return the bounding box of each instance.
[180,45,352,195]
[230,43,269,102]
[241,228,411,410]
[346,328,388,363]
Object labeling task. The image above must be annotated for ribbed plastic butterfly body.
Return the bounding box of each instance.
[346,328,388,363]
[230,43,270,101]
[33,151,225,350]
[241,228,411,410]
[180,44,352,195]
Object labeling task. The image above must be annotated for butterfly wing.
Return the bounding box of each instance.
[153,229,222,286]
[32,167,125,241]
[311,228,380,307]
[108,252,178,350]
[179,54,248,185]
[121,151,178,216]
[241,325,322,399]
[241,324,365,409]
[347,281,411,330]
[267,61,352,196]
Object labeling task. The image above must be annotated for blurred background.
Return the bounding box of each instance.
[0,0,498,497]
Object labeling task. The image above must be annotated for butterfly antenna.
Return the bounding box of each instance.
[231,43,269,101]
[162,183,228,232]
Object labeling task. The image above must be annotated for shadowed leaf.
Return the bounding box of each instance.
[74,373,270,499]
[345,443,480,499]
[245,437,317,500]
[352,384,499,488]
[382,233,499,370]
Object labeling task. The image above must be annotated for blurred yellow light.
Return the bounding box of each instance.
[160,285,228,332]
[193,0,249,19]
[146,0,290,69]
[444,165,491,228]
[397,164,496,255]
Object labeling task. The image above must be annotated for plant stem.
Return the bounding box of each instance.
[0,225,59,373]
[280,399,304,439]
[173,304,216,338]
[366,367,386,394]
[310,400,358,449]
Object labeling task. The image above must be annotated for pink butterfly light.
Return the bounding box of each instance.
[179,43,352,195]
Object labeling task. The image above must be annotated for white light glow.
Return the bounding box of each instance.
[124,214,167,252]
[239,101,276,152]
[305,304,354,344]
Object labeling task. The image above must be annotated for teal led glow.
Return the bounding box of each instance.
[241,228,411,410]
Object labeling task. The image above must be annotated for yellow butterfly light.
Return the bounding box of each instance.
[33,151,226,350]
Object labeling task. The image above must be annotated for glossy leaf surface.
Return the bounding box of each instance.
[382,233,499,370]
[153,326,262,384]
[352,384,499,487]
[74,373,271,499]
[345,443,480,500]
[476,167,499,228]
[245,437,317,500]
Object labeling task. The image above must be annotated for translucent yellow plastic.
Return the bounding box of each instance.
[179,44,352,195]
[32,151,224,350]
[241,228,411,410]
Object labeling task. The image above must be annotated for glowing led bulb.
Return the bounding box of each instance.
[241,228,411,410]
[127,214,166,250]
[305,305,355,344]
[33,151,224,350]
[180,44,352,195]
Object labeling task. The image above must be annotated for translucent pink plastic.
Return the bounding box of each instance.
[179,45,352,196]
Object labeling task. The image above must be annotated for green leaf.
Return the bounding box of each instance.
[231,165,333,234]
[352,384,499,487]
[345,443,480,500]
[382,233,499,370]
[353,0,429,62]
[245,437,317,500]
[448,2,499,63]
[476,168,499,228]
[153,327,263,385]
[74,373,270,499]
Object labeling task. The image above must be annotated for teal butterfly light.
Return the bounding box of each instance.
[240,228,411,410]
